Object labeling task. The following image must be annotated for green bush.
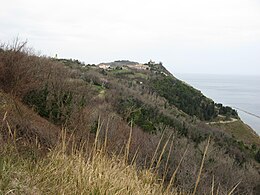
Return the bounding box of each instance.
[23,86,49,118]
[255,150,260,163]
[23,87,73,124]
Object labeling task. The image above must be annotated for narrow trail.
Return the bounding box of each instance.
[206,118,238,125]
[206,106,260,126]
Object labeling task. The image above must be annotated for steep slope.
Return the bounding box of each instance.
[0,91,59,151]
[0,44,260,194]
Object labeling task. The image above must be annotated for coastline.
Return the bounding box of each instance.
[175,73,260,135]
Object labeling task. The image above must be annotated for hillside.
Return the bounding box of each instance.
[0,42,260,194]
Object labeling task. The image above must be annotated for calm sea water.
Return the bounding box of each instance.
[175,73,260,135]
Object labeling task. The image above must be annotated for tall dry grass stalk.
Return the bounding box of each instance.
[155,133,173,171]
[162,138,174,185]
[227,181,241,195]
[149,131,165,170]
[166,147,188,193]
[192,136,210,195]
[124,121,133,163]
[211,175,215,195]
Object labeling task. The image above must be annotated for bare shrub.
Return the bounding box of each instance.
[0,40,43,97]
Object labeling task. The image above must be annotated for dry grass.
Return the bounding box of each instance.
[0,121,241,195]
[32,148,173,195]
[0,128,185,195]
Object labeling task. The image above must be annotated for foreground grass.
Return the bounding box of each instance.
[0,143,186,195]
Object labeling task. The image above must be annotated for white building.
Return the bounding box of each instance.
[99,64,111,69]
[127,64,150,70]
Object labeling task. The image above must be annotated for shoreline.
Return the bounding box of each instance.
[233,106,260,119]
[175,73,260,136]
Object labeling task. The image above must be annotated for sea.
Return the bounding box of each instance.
[175,73,260,135]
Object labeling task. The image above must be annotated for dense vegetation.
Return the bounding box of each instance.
[0,42,259,194]
[151,76,216,120]
[150,76,238,121]
[116,97,182,133]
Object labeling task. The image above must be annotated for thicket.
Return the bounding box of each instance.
[215,103,239,119]
[150,76,238,121]
[23,87,74,124]
[115,97,190,135]
[0,40,43,97]
[114,95,254,162]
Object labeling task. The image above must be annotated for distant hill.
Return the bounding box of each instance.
[98,60,139,67]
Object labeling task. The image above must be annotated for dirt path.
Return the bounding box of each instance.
[206,118,238,125]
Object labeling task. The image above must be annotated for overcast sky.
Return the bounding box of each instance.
[1,0,260,75]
